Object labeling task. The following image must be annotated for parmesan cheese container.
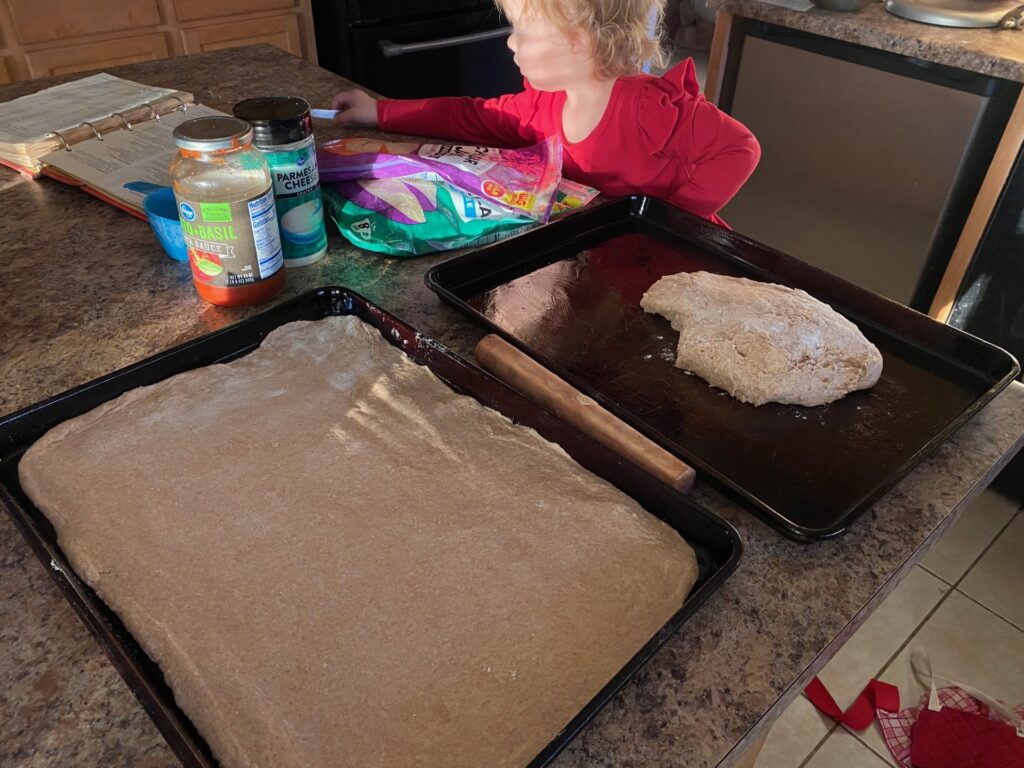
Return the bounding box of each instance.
[233,97,328,268]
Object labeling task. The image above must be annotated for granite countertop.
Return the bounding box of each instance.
[2,45,1023,768]
[708,0,1024,82]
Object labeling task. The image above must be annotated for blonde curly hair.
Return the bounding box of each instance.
[498,0,667,79]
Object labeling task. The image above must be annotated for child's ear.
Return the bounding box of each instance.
[568,29,596,58]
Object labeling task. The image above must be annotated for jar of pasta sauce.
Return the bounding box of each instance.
[232,97,328,268]
[170,116,285,307]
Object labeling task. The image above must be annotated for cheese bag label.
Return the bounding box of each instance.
[318,135,563,222]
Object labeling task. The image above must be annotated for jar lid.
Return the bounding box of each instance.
[232,96,313,146]
[173,116,254,151]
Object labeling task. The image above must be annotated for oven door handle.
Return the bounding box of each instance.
[379,26,513,58]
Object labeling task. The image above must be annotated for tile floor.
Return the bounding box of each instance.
[753,485,1024,767]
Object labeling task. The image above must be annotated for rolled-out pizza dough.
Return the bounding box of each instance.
[641,271,883,407]
[19,315,698,768]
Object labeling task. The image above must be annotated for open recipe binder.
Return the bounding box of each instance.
[0,72,225,217]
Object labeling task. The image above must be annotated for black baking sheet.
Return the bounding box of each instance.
[0,286,741,768]
[426,196,1020,541]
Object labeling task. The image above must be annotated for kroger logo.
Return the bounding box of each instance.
[296,156,306,166]
[179,203,196,221]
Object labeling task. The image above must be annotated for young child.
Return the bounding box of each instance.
[331,0,759,226]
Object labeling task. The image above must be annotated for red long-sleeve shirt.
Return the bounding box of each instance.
[377,59,760,226]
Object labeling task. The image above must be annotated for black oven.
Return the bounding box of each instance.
[313,0,522,99]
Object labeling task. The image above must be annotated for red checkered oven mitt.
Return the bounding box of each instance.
[910,705,1024,768]
[906,648,1024,768]
[806,648,1024,768]
[878,685,1024,767]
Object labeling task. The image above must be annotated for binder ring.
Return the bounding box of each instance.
[112,111,133,131]
[80,120,103,141]
[142,103,160,121]
[46,130,73,152]
[165,95,188,113]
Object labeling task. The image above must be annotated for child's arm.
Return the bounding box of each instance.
[331,88,535,147]
[667,102,761,220]
[380,93,536,147]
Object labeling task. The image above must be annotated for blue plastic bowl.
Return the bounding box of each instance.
[143,186,188,262]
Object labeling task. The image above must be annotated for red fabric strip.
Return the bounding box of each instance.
[805,677,845,720]
[804,677,901,731]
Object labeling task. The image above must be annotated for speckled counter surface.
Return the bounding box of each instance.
[1,46,1023,768]
[708,0,1024,82]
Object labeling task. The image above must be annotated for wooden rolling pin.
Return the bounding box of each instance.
[474,335,697,494]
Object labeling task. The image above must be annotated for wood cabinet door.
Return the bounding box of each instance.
[25,33,172,78]
[6,0,163,45]
[173,0,296,23]
[180,14,304,58]
[0,58,11,85]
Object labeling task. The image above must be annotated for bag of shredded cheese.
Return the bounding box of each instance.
[317,136,562,222]
[323,177,598,257]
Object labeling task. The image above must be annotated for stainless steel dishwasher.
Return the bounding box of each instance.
[716,21,1020,311]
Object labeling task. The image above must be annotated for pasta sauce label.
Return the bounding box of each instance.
[176,188,283,287]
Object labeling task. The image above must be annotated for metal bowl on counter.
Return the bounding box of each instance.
[810,0,876,11]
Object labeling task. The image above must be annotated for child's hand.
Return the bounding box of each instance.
[331,89,379,127]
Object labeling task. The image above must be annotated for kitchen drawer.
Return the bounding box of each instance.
[6,0,163,45]
[180,13,304,57]
[25,33,172,78]
[172,0,296,23]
